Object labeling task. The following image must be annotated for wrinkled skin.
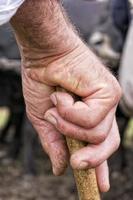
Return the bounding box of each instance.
[11,0,122,193]
[20,41,121,192]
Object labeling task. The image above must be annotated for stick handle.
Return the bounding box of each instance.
[66,137,100,200]
[56,87,100,200]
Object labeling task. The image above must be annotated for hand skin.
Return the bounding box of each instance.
[11,0,122,192]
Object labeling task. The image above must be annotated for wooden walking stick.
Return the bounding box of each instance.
[57,87,100,200]
[66,138,100,200]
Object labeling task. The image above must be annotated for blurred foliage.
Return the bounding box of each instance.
[124,119,133,148]
[0,108,9,129]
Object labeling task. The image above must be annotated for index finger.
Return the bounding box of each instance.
[50,91,117,128]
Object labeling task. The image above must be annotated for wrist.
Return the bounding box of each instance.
[11,0,80,59]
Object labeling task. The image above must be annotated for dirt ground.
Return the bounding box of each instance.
[103,149,133,200]
[0,150,77,200]
[0,110,133,200]
[0,146,132,200]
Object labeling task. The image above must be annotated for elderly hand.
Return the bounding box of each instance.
[11,0,121,192]
[21,40,121,192]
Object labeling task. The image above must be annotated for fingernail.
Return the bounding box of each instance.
[78,161,88,169]
[45,114,57,126]
[50,94,57,105]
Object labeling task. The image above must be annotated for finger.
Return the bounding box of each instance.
[26,47,109,96]
[70,118,120,169]
[82,94,118,128]
[96,161,110,192]
[50,91,116,128]
[44,107,114,144]
[27,111,69,176]
[28,60,121,128]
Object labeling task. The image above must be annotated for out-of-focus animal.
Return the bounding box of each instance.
[110,0,131,169]
[0,58,37,174]
[63,0,108,41]
[111,0,131,41]
[63,0,122,68]
[0,24,20,59]
[0,24,37,174]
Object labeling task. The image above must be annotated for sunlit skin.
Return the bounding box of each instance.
[11,0,122,192]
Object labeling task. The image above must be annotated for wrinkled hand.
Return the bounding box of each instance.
[10,0,121,193]
[21,40,121,192]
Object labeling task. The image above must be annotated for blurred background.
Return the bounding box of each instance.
[0,0,133,199]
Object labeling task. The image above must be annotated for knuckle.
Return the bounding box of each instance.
[114,87,122,103]
[88,157,99,167]
[57,120,66,132]
[87,117,101,128]
[59,107,70,120]
[57,120,75,138]
[71,127,82,139]
[91,132,107,144]
[111,78,122,103]
[84,118,97,128]
[85,118,98,129]
[103,76,122,106]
